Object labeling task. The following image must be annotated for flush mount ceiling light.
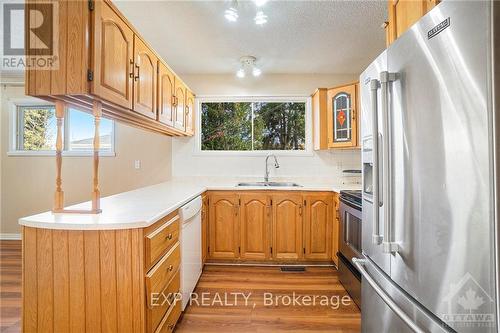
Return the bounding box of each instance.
[236,56,262,78]
[224,0,238,22]
[254,0,268,7]
[254,10,268,25]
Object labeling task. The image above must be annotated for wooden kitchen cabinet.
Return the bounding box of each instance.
[240,193,271,260]
[133,37,157,119]
[327,82,359,149]
[157,62,176,127]
[312,88,329,150]
[185,89,196,135]
[332,192,340,266]
[25,0,194,137]
[91,0,134,109]
[208,192,240,259]
[174,81,187,131]
[272,193,304,260]
[304,193,333,260]
[385,0,439,46]
[201,194,208,265]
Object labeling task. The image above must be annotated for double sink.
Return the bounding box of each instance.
[237,181,302,187]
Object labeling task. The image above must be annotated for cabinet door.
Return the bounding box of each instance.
[157,62,175,126]
[174,81,186,131]
[133,37,157,119]
[304,193,333,260]
[209,192,239,259]
[240,193,271,260]
[92,1,134,109]
[272,193,303,260]
[185,89,195,135]
[201,195,208,265]
[327,83,358,148]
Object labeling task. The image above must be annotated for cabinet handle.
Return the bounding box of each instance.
[168,324,174,331]
[299,205,303,216]
[129,59,134,78]
[235,205,239,216]
[134,64,140,81]
[186,106,189,115]
[168,265,173,272]
[166,233,173,240]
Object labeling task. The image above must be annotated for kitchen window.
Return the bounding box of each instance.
[10,104,115,156]
[198,97,311,154]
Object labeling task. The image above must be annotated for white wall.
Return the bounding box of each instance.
[173,74,361,179]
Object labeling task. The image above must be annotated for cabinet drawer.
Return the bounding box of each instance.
[148,271,180,333]
[156,299,181,333]
[145,215,180,269]
[146,243,181,306]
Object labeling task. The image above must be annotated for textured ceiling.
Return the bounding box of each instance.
[114,0,387,75]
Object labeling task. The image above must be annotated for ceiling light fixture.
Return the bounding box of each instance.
[236,56,262,78]
[254,0,268,7]
[254,10,268,25]
[224,0,238,22]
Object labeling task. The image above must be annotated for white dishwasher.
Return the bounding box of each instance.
[179,196,202,311]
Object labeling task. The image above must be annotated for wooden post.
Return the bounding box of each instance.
[92,101,102,213]
[53,101,65,212]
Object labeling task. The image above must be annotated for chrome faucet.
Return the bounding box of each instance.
[264,154,280,182]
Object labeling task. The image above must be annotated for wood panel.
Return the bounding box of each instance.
[91,0,134,109]
[133,36,157,119]
[175,265,361,332]
[304,193,333,260]
[157,62,176,127]
[240,193,271,260]
[209,192,240,259]
[202,194,208,265]
[272,193,303,260]
[1,241,22,333]
[21,227,145,333]
[332,192,340,266]
[312,88,328,150]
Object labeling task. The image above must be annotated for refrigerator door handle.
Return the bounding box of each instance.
[370,79,383,245]
[380,71,399,254]
[352,258,425,333]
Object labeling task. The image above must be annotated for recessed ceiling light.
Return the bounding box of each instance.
[254,11,267,25]
[254,0,268,7]
[224,7,238,22]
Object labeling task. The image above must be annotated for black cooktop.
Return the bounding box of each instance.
[340,190,362,208]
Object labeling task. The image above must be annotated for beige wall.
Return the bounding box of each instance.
[1,85,173,235]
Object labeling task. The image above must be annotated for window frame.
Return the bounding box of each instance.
[7,98,116,157]
[195,96,312,156]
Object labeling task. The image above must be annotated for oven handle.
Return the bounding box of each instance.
[370,79,383,245]
[352,258,425,333]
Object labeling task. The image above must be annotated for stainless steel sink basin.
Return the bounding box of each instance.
[237,182,302,187]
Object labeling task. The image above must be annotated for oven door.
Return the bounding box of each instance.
[339,199,362,261]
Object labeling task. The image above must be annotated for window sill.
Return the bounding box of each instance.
[7,151,116,157]
[193,150,314,157]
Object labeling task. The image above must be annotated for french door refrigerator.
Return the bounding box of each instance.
[357,1,499,332]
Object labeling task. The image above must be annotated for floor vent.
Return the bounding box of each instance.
[280,266,306,272]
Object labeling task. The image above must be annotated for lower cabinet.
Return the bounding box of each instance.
[208,192,240,259]
[207,191,336,262]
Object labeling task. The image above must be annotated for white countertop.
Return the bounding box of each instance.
[19,177,361,230]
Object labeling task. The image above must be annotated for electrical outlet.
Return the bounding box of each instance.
[134,160,141,169]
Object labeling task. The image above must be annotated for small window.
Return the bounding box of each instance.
[201,99,307,152]
[14,105,114,155]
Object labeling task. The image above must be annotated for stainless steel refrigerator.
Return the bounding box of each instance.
[357,1,499,332]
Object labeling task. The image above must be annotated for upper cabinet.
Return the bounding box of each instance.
[92,1,134,110]
[385,0,440,46]
[157,62,176,127]
[312,82,359,150]
[133,37,157,119]
[25,0,195,137]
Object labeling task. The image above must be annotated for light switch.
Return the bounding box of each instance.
[134,160,141,169]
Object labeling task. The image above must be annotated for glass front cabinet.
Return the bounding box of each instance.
[327,82,359,148]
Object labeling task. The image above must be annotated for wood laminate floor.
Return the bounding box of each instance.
[0,241,360,332]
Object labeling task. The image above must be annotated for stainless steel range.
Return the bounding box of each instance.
[338,190,362,309]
